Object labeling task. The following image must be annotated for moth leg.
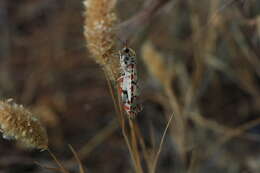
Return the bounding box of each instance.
[128,112,136,120]
[117,75,124,83]
[131,97,143,113]
[121,90,129,104]
[136,103,143,112]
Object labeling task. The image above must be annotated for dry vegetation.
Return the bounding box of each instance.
[0,0,260,173]
[0,99,48,150]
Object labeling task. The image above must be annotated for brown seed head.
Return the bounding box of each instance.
[0,100,48,150]
[84,0,120,81]
[141,41,173,87]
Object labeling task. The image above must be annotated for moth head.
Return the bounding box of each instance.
[119,47,136,68]
[121,47,136,57]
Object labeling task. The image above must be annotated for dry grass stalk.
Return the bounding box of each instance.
[117,0,171,40]
[141,41,186,160]
[0,99,48,150]
[37,145,86,173]
[150,113,173,173]
[102,51,143,172]
[141,41,173,87]
[84,0,120,81]
[257,16,260,38]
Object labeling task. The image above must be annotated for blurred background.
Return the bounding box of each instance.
[0,0,260,172]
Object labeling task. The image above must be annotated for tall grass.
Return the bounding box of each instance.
[83,1,175,172]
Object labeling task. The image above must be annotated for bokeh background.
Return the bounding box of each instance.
[0,0,260,172]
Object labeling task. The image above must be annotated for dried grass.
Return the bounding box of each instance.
[37,145,86,173]
[141,41,173,87]
[84,0,120,81]
[0,99,48,150]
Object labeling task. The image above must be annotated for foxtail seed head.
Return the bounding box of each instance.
[84,0,120,81]
[0,100,48,150]
[141,41,173,87]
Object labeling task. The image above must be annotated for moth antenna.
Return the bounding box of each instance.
[115,35,129,49]
[123,39,129,48]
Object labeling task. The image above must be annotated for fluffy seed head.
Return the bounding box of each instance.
[84,0,120,81]
[141,41,173,86]
[0,100,48,150]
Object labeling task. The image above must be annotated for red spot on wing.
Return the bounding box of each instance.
[118,87,123,95]
[124,105,130,110]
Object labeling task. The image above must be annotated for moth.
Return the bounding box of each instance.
[118,45,142,119]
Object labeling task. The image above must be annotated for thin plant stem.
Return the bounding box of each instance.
[104,71,121,121]
[47,148,70,173]
[129,120,144,173]
[151,113,174,173]
[106,70,142,173]
[118,97,140,173]
[68,144,86,173]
